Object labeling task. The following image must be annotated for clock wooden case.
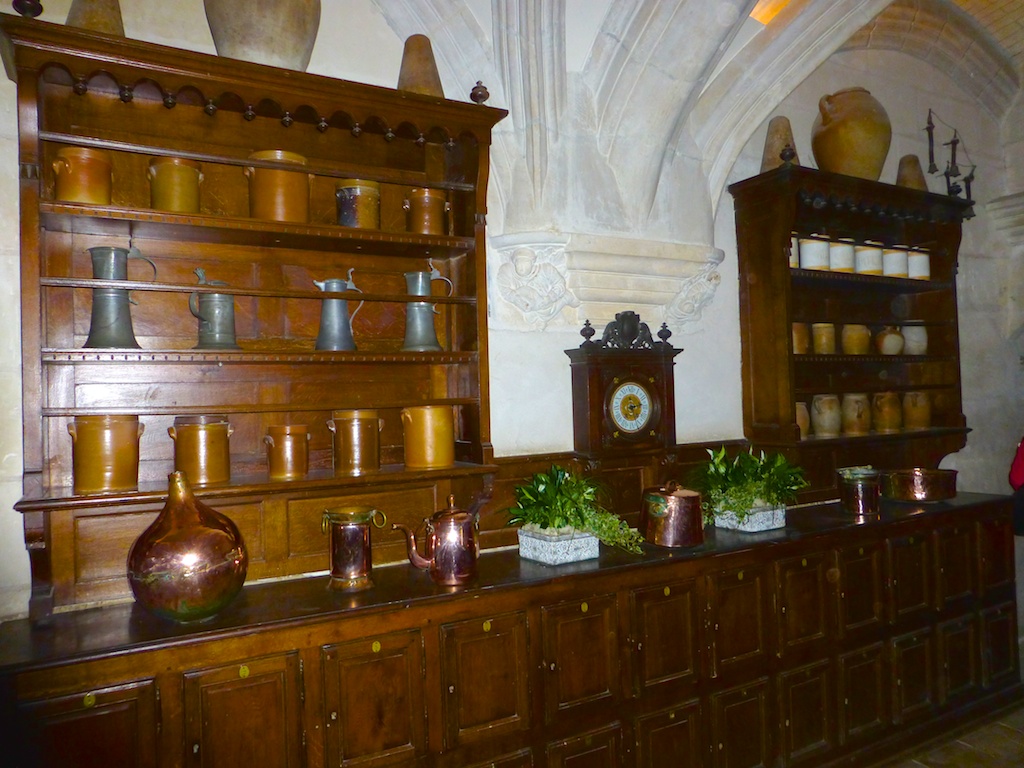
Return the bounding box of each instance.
[566,312,681,459]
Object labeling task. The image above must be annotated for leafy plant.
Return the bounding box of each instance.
[506,465,644,554]
[694,447,808,523]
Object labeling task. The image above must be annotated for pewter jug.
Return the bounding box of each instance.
[84,246,157,349]
[392,494,479,587]
[401,260,453,352]
[314,269,362,351]
[189,268,240,350]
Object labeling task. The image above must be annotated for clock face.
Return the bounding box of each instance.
[608,380,653,434]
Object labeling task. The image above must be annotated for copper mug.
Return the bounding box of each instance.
[264,424,310,480]
[322,506,387,591]
[169,414,232,485]
[640,483,703,548]
[68,414,144,493]
[328,409,383,475]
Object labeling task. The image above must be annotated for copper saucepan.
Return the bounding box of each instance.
[880,468,957,502]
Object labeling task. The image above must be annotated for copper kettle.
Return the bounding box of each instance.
[392,494,479,587]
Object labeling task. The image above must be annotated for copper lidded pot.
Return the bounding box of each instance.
[392,494,479,587]
[640,482,704,548]
[322,506,387,591]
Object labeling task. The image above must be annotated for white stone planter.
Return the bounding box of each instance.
[714,505,787,533]
[517,527,600,565]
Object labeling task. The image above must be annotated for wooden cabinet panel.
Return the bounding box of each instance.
[837,643,887,746]
[887,534,932,626]
[546,722,622,768]
[630,579,700,694]
[540,594,620,726]
[183,652,303,768]
[777,660,834,766]
[977,517,1015,598]
[836,542,885,642]
[441,612,530,749]
[775,553,831,663]
[634,699,701,768]
[936,615,979,706]
[708,564,769,679]
[890,630,935,725]
[981,602,1019,689]
[322,630,426,767]
[933,524,975,614]
[13,678,158,768]
[710,677,771,768]
[464,749,534,768]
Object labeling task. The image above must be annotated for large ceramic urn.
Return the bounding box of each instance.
[204,0,321,71]
[127,471,248,622]
[811,87,891,181]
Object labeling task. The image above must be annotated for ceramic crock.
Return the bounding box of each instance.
[127,470,247,623]
[204,0,321,71]
[148,156,203,213]
[169,414,233,485]
[327,409,383,475]
[812,322,835,354]
[902,391,932,431]
[872,392,902,433]
[68,414,144,493]
[841,393,871,436]
[404,187,449,235]
[841,324,871,355]
[264,424,310,480]
[810,87,891,181]
[53,146,112,205]
[876,326,905,355]
[810,394,841,438]
[244,150,310,223]
[401,405,455,468]
[336,179,380,229]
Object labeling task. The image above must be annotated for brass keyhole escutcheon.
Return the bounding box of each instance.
[372,640,382,653]
[82,692,96,709]
[663,586,671,597]
[239,665,250,678]
[482,620,492,632]
[580,601,589,613]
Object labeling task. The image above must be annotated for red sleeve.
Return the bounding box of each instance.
[1010,439,1024,490]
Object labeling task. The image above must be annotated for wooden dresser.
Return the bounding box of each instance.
[1,494,1018,767]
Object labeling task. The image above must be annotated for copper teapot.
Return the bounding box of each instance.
[392,495,479,587]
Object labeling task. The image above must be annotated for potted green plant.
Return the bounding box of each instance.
[695,447,808,532]
[506,465,644,564]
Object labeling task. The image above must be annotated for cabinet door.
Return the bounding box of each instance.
[887,534,932,626]
[463,749,533,768]
[777,660,834,766]
[836,542,885,643]
[630,579,700,695]
[978,516,1015,599]
[774,553,831,664]
[709,677,771,768]
[890,630,935,725]
[546,722,622,768]
[981,602,1020,689]
[634,699,701,768]
[13,678,158,768]
[540,594,620,726]
[441,612,530,749]
[837,643,887,746]
[936,615,979,706]
[707,564,770,680]
[183,652,303,768]
[322,630,426,767]
[933,524,975,614]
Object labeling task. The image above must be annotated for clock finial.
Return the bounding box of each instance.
[579,319,596,346]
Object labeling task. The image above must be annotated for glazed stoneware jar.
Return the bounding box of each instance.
[811,87,891,181]
[872,392,903,433]
[903,391,932,431]
[875,326,905,355]
[841,393,871,436]
[840,324,871,355]
[810,394,841,438]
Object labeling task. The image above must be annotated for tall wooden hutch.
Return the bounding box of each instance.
[3,16,505,619]
[729,164,971,499]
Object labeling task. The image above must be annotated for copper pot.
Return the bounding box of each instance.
[640,483,703,548]
[880,468,957,502]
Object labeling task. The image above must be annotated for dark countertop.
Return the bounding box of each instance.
[0,492,1010,673]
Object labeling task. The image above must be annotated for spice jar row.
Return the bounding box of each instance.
[789,235,930,279]
[52,146,451,234]
[66,405,457,494]
[792,322,927,355]
[795,391,932,439]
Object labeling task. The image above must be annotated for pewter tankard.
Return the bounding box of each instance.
[189,268,241,350]
[314,268,362,351]
[401,260,453,352]
[84,246,157,349]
